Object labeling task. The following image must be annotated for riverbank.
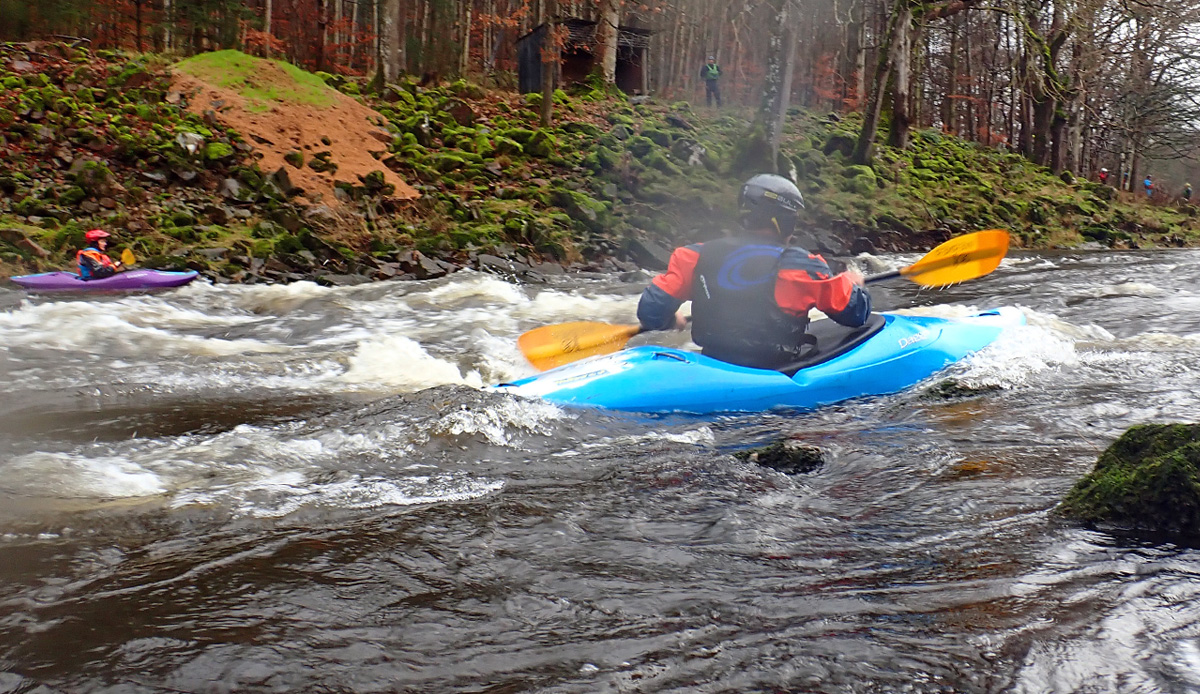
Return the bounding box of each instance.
[4,42,1199,286]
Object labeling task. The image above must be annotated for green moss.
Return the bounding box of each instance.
[174,50,337,113]
[204,142,235,161]
[552,189,610,232]
[1057,424,1200,535]
[493,136,523,156]
[249,238,275,257]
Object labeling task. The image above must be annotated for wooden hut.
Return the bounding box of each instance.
[516,19,654,95]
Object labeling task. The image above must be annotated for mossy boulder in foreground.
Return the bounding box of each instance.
[1057,424,1200,534]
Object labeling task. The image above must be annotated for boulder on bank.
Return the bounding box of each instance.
[1057,423,1200,534]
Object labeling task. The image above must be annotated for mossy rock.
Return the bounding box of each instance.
[794,149,827,178]
[249,238,275,258]
[493,136,523,156]
[58,186,87,206]
[284,150,304,168]
[644,150,682,176]
[841,164,876,181]
[626,135,656,159]
[73,161,116,195]
[525,130,557,158]
[170,209,198,227]
[561,121,603,138]
[822,132,857,157]
[552,189,611,232]
[449,79,487,100]
[840,176,876,196]
[204,141,235,161]
[503,128,538,146]
[434,154,469,172]
[1057,424,1200,535]
[642,128,672,147]
[583,146,620,174]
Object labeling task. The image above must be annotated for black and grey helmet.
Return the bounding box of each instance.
[739,173,804,236]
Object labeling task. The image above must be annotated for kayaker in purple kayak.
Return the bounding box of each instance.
[77,229,123,281]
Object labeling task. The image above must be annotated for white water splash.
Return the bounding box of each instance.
[430,395,569,446]
[341,334,483,389]
[1072,281,1166,301]
[170,471,504,518]
[2,452,166,498]
[0,300,287,357]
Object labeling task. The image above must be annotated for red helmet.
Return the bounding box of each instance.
[84,229,111,242]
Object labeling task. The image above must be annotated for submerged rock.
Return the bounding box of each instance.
[921,379,1003,401]
[1057,423,1200,535]
[735,440,826,474]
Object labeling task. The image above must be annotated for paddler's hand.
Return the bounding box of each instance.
[844,269,865,286]
[672,311,689,330]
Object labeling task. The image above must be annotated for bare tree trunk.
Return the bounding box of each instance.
[942,17,957,132]
[379,0,399,81]
[460,2,472,77]
[593,0,620,83]
[964,14,975,138]
[540,12,557,127]
[264,0,273,56]
[163,0,173,51]
[887,10,913,148]
[316,0,328,71]
[134,0,144,51]
[398,0,407,73]
[854,0,911,164]
[334,0,343,68]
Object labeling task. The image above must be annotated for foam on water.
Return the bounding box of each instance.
[341,334,484,389]
[170,472,505,518]
[518,290,640,324]
[429,395,570,446]
[0,299,287,357]
[2,452,167,498]
[227,280,336,314]
[1072,281,1166,300]
[415,271,528,307]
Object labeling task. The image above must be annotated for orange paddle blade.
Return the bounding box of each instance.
[120,248,136,265]
[518,321,642,371]
[900,229,1009,287]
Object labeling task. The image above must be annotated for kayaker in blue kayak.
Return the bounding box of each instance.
[77,229,123,280]
[637,173,872,369]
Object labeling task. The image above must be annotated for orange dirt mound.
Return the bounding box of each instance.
[170,64,418,206]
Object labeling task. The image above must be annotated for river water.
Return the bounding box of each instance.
[2,249,1200,693]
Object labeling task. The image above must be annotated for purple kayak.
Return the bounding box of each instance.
[10,269,199,291]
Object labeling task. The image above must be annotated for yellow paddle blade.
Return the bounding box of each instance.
[900,229,1009,287]
[518,321,641,371]
[121,248,136,265]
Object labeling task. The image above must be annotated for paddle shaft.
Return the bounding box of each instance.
[865,270,901,283]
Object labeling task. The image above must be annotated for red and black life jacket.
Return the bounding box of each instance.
[689,237,812,368]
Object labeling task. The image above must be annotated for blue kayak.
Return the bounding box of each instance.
[493,307,1025,413]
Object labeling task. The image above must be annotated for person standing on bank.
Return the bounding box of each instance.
[700,55,722,107]
[637,174,872,370]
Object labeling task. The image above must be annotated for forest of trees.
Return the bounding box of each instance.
[4,0,1200,189]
